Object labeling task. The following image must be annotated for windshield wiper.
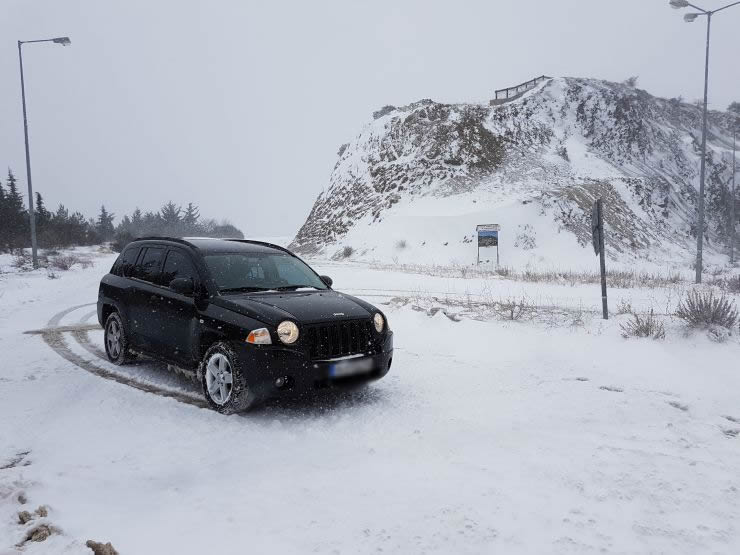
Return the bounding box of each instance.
[274,285,323,291]
[219,286,273,294]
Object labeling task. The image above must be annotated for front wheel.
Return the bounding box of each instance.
[200,342,256,414]
[104,312,132,365]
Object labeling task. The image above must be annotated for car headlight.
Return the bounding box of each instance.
[373,313,385,333]
[277,321,300,344]
[246,328,272,345]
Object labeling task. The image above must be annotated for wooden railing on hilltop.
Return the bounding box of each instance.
[492,75,551,104]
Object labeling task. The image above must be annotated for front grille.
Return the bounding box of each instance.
[305,319,375,360]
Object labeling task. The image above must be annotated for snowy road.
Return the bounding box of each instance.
[2,251,740,554]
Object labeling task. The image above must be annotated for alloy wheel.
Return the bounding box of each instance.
[205,353,234,405]
[106,319,122,359]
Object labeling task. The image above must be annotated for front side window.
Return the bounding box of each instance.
[205,252,327,293]
[161,250,197,286]
[115,246,140,277]
[131,247,164,283]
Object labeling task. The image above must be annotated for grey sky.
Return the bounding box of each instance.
[2,0,738,238]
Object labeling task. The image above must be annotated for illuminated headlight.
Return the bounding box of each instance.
[277,321,300,344]
[373,313,385,333]
[246,328,272,345]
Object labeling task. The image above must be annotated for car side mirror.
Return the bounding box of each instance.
[170,277,194,296]
[320,275,333,288]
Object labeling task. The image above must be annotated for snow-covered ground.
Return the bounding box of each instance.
[1,248,740,554]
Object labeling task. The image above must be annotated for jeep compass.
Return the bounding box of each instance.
[97,237,393,413]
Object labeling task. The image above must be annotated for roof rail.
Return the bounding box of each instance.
[132,236,196,247]
[224,238,293,254]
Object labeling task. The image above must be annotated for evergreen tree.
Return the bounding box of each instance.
[160,202,181,226]
[182,203,200,228]
[35,192,51,226]
[96,205,116,241]
[5,169,27,249]
[131,208,143,228]
[0,178,7,250]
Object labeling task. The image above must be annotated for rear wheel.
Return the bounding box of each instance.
[200,342,255,414]
[104,312,132,365]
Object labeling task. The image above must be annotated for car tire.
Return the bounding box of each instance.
[200,342,256,414]
[104,312,132,365]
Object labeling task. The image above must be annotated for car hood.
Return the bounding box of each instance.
[211,290,373,326]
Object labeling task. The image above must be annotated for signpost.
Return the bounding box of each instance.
[591,199,608,320]
[476,224,500,265]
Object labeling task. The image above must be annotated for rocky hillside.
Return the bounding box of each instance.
[290,77,738,269]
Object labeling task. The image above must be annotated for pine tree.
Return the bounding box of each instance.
[5,169,27,249]
[6,169,25,217]
[131,208,143,227]
[96,205,116,241]
[160,202,181,226]
[182,202,200,230]
[35,192,51,226]
[0,178,7,251]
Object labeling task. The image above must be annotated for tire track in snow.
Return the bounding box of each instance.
[28,304,207,410]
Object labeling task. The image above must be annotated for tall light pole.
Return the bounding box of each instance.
[668,0,740,283]
[18,36,71,268]
[731,120,737,265]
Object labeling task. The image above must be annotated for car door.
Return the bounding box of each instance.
[152,248,201,365]
[128,245,167,351]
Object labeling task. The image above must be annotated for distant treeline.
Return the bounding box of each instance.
[0,168,243,253]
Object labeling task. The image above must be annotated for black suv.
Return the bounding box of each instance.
[97,237,393,413]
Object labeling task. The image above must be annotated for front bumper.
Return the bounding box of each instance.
[232,331,394,401]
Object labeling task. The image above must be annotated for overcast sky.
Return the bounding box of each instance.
[2,0,738,238]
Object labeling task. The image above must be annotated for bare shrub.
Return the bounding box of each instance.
[675,290,738,329]
[710,276,740,294]
[49,254,83,271]
[395,239,407,250]
[46,269,59,280]
[620,309,665,340]
[615,298,633,315]
[12,253,31,270]
[342,246,354,258]
[514,224,537,250]
[494,296,533,321]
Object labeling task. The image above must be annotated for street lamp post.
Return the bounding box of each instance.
[17,36,71,269]
[668,0,740,283]
[732,121,737,265]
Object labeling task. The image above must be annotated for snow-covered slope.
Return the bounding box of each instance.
[290,77,738,270]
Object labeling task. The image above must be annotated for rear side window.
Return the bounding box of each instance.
[114,246,140,277]
[161,250,197,286]
[131,247,164,283]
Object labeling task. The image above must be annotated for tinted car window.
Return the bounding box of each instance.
[205,252,327,292]
[114,246,140,277]
[131,247,164,283]
[161,250,197,286]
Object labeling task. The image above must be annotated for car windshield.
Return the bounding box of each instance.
[205,252,328,293]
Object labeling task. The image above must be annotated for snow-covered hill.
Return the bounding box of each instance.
[290,77,738,270]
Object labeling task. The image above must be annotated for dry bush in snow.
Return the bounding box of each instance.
[615,298,633,315]
[494,296,533,321]
[675,290,738,330]
[395,239,407,249]
[620,309,665,340]
[49,255,83,271]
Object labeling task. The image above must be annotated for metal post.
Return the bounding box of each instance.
[18,41,39,268]
[695,12,711,283]
[598,199,608,319]
[732,124,737,265]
